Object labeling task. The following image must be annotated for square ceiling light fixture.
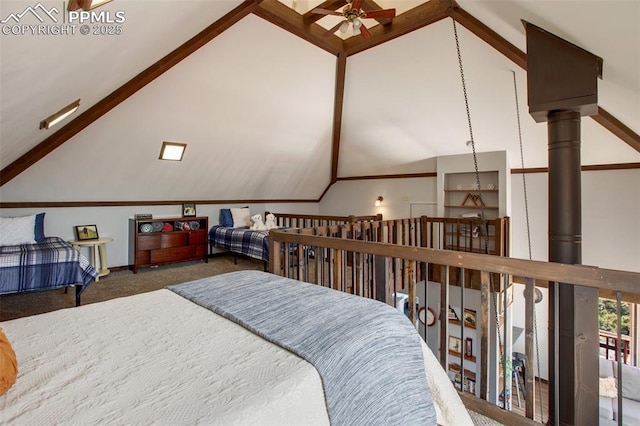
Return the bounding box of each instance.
[67,0,113,11]
[39,99,80,129]
[159,142,187,161]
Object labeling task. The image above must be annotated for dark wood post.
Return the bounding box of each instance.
[523,20,602,425]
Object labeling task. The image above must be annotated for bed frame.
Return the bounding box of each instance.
[208,212,382,267]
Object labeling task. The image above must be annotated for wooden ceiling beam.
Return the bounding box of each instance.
[331,53,348,183]
[255,0,343,55]
[449,4,640,153]
[302,0,347,25]
[343,0,452,56]
[0,0,261,187]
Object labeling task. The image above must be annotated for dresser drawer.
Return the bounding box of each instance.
[160,233,188,249]
[150,246,196,263]
[137,235,161,250]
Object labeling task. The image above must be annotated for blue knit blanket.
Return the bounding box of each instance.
[168,270,436,426]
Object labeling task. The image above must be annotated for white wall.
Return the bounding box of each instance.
[0,202,320,269]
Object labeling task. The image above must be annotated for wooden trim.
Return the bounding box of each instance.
[331,53,347,183]
[343,0,451,56]
[0,1,259,188]
[337,172,437,180]
[512,163,640,174]
[594,107,640,153]
[459,392,538,425]
[254,0,342,55]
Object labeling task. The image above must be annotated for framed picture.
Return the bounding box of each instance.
[465,337,473,357]
[182,203,196,217]
[448,336,462,354]
[448,305,459,321]
[463,308,477,328]
[75,225,99,241]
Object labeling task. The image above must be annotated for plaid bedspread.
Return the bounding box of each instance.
[208,225,269,262]
[0,236,98,295]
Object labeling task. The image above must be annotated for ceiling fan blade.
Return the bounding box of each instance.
[351,0,364,12]
[311,8,343,16]
[363,8,395,19]
[324,21,345,37]
[359,24,372,39]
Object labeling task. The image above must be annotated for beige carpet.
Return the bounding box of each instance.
[0,256,264,322]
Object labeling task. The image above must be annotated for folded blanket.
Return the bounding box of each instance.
[0,327,18,396]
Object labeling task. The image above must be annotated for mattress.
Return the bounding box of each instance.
[0,287,471,425]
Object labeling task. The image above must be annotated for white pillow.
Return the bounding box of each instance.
[0,215,37,246]
[620,362,640,401]
[230,207,251,228]
[599,376,618,398]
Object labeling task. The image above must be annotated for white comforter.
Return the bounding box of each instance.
[0,289,471,425]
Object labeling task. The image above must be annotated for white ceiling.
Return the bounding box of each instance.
[0,0,638,202]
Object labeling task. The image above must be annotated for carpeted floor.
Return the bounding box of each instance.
[0,255,264,322]
[0,255,504,425]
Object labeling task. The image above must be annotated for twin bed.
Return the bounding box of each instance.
[0,270,471,425]
[0,214,98,305]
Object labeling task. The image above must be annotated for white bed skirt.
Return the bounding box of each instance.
[0,289,471,425]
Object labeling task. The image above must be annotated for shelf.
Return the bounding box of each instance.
[444,189,498,192]
[449,319,476,329]
[444,205,499,209]
[449,350,477,363]
[448,362,476,380]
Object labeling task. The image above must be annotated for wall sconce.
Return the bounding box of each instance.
[39,99,80,129]
[67,0,113,11]
[375,196,383,207]
[159,142,187,161]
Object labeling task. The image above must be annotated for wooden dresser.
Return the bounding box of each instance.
[129,216,208,273]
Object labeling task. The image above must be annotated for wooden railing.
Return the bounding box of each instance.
[268,212,382,229]
[268,217,640,426]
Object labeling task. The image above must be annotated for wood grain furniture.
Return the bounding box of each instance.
[129,216,208,273]
[70,237,113,281]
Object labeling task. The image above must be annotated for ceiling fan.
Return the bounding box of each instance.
[310,0,396,40]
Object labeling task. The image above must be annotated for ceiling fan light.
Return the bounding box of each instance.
[353,18,362,29]
[339,21,350,34]
[352,25,361,36]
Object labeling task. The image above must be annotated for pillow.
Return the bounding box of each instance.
[34,212,46,242]
[0,215,37,246]
[599,376,618,398]
[620,362,640,401]
[230,207,251,228]
[219,209,234,227]
[0,327,18,396]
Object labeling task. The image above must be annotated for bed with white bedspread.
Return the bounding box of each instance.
[0,271,471,425]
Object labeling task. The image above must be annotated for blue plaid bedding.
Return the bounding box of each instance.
[0,236,98,295]
[208,226,269,262]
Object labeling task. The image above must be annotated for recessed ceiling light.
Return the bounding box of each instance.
[159,142,187,161]
[39,99,80,130]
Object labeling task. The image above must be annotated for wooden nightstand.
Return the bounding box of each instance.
[70,237,113,281]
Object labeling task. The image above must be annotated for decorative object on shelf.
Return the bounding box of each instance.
[448,305,459,321]
[524,287,544,303]
[465,337,473,357]
[449,335,462,353]
[465,378,476,394]
[374,196,384,207]
[456,184,462,190]
[461,193,485,207]
[152,221,164,232]
[74,224,99,241]
[182,203,196,217]
[463,308,477,328]
[418,306,437,327]
[189,221,200,230]
[139,223,153,233]
[487,183,495,190]
[471,182,480,190]
[134,213,153,220]
[162,222,173,232]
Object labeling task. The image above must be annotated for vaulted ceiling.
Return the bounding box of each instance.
[0,0,638,203]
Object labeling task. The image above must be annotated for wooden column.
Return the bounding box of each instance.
[523,20,602,425]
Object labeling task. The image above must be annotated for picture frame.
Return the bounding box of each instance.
[463,308,477,328]
[75,225,99,241]
[448,305,459,321]
[182,202,196,217]
[448,335,462,354]
[465,337,473,357]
